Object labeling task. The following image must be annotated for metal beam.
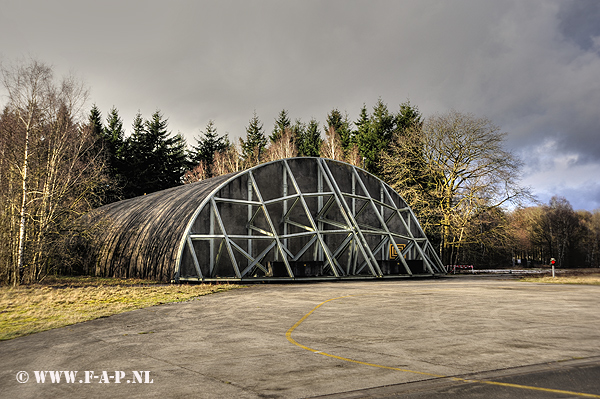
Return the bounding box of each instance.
[211,198,242,278]
[249,170,294,278]
[283,160,341,277]
[318,159,381,276]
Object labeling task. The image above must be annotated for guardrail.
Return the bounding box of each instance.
[445,265,474,274]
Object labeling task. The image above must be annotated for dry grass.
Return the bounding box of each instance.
[520,269,600,286]
[0,276,241,341]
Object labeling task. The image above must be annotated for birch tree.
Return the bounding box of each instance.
[264,128,298,162]
[320,126,343,161]
[1,60,53,284]
[0,59,106,284]
[211,144,241,176]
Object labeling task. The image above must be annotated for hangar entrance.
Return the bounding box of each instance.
[177,158,444,281]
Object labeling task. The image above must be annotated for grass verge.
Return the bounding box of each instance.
[520,269,600,285]
[0,276,241,341]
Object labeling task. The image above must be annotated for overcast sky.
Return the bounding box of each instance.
[1,0,599,211]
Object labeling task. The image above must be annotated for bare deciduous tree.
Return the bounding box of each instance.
[264,128,297,162]
[344,143,362,167]
[0,58,107,284]
[211,144,241,176]
[183,161,210,184]
[383,110,530,265]
[1,60,54,284]
[507,199,598,268]
[584,209,600,267]
[538,196,581,267]
[320,126,343,161]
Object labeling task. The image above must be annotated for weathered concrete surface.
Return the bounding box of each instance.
[314,356,600,398]
[1,276,599,398]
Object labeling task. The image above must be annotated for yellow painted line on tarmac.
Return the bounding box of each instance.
[286,295,600,398]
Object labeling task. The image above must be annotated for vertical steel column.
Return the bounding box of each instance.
[349,173,356,270]
[407,206,413,259]
[283,165,288,254]
[317,162,324,262]
[352,172,356,215]
[209,201,215,276]
[380,186,385,260]
[247,177,253,268]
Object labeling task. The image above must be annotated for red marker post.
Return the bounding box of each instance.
[550,258,556,278]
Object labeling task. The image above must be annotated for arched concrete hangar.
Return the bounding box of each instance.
[86,157,445,282]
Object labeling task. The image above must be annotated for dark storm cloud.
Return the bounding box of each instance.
[537,181,600,212]
[558,0,600,51]
[1,0,599,209]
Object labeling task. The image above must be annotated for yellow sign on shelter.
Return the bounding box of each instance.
[389,243,406,260]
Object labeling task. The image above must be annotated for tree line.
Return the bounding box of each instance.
[1,59,598,285]
[509,197,600,269]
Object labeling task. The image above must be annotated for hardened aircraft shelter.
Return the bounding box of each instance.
[87,158,445,282]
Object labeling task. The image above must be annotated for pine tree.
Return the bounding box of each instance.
[356,99,395,175]
[354,104,370,141]
[270,109,291,143]
[146,111,187,192]
[88,104,104,138]
[101,107,126,203]
[241,111,268,167]
[299,118,322,157]
[189,120,229,174]
[325,108,352,151]
[166,132,188,186]
[87,104,106,168]
[370,98,395,141]
[396,100,423,134]
[123,111,187,197]
[104,107,126,169]
[291,118,305,149]
[105,107,125,147]
[132,111,145,137]
[354,104,370,170]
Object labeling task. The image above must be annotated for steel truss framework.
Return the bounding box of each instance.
[175,158,444,282]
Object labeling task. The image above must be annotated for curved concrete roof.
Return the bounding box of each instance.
[86,173,238,281]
